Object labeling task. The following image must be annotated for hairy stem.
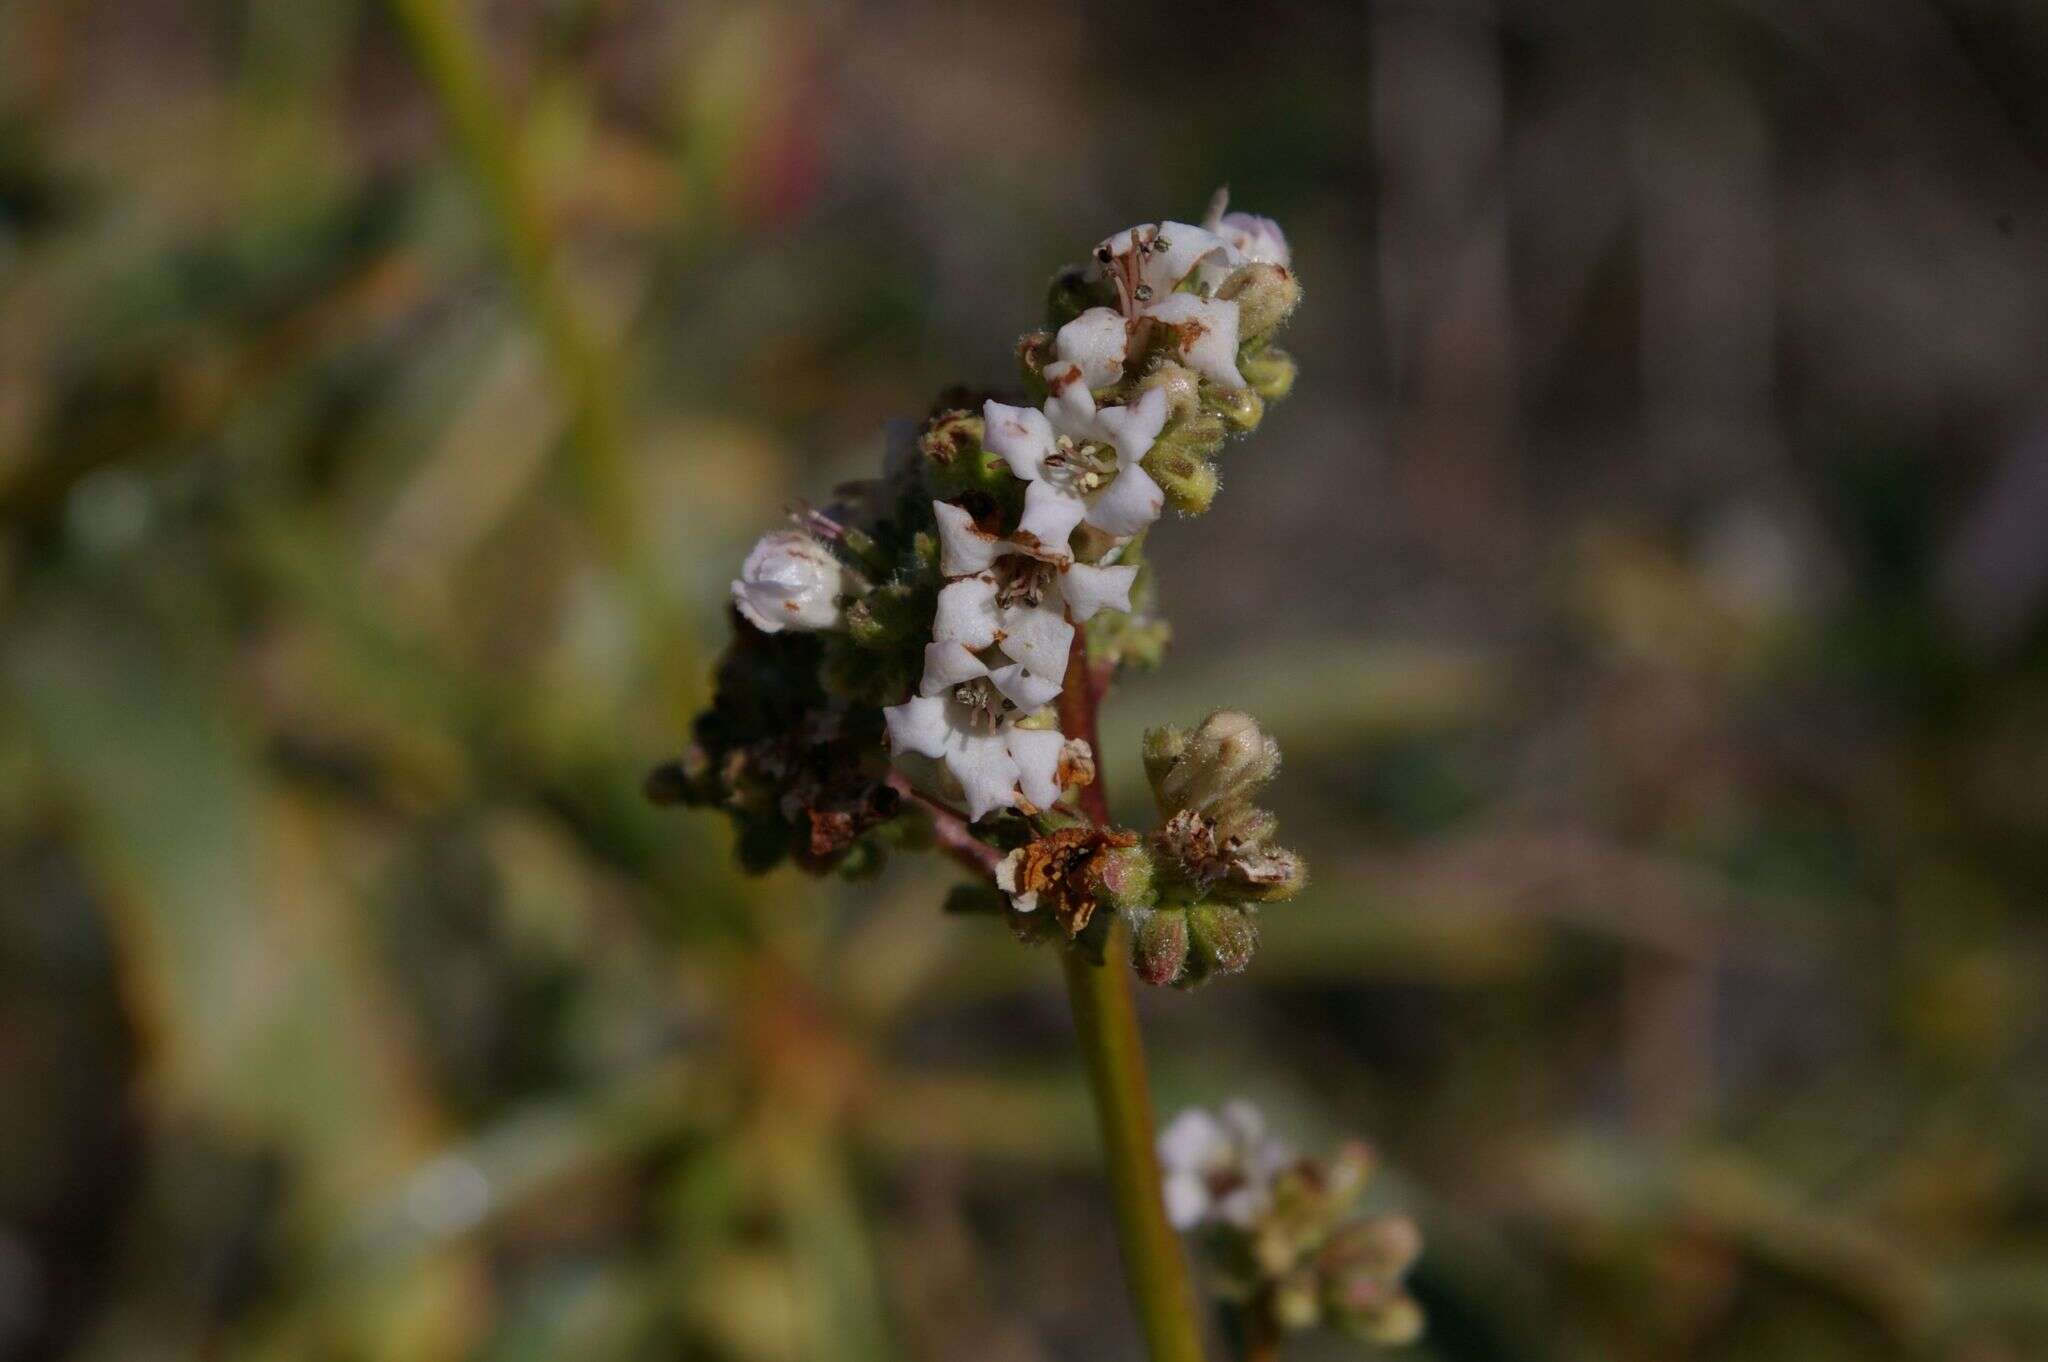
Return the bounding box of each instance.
[1058,633,1209,1362]
[884,770,1000,878]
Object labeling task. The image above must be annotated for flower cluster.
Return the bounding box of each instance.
[1160,1103,1425,1350]
[658,192,1306,978]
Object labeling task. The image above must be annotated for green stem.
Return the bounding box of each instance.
[1059,633,1209,1361]
[1062,933,1209,1362]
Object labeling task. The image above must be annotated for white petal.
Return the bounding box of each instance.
[1159,1109,1228,1173]
[1016,479,1088,554]
[1044,375,1097,440]
[1216,1184,1271,1231]
[1144,221,1230,293]
[1163,1172,1211,1231]
[1218,211,1290,267]
[1091,387,1170,466]
[932,575,1000,648]
[989,663,1063,712]
[883,695,952,760]
[1083,462,1165,538]
[997,599,1075,681]
[947,731,1022,821]
[981,401,1056,481]
[933,500,1003,577]
[1041,359,1089,408]
[730,580,785,633]
[1055,307,1129,388]
[1145,293,1245,390]
[1061,563,1138,622]
[1006,725,1069,809]
[1219,1099,1267,1148]
[919,641,988,695]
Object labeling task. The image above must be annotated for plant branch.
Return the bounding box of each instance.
[1057,631,1209,1362]
[884,770,999,879]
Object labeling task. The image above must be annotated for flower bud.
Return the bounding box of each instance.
[1138,361,1204,422]
[1271,1271,1322,1332]
[1161,711,1280,815]
[1331,1290,1424,1348]
[1209,385,1263,433]
[1132,907,1190,987]
[732,530,845,634]
[1142,725,1190,806]
[1240,346,1297,402]
[1217,262,1301,341]
[1189,901,1257,974]
[1326,1214,1422,1282]
[1145,446,1220,516]
[1095,843,1157,912]
[1322,1140,1376,1211]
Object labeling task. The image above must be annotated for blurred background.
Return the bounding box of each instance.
[4,0,2048,1358]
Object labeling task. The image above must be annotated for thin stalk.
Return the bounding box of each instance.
[1058,634,1210,1362]
[384,0,700,716]
[1062,934,1209,1362]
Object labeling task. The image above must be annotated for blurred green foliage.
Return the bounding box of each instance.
[5,1,2048,1360]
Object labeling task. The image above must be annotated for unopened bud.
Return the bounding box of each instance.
[1271,1271,1322,1332]
[1323,1141,1376,1211]
[1240,346,1297,402]
[1141,725,1190,806]
[1214,803,1280,847]
[1138,361,1204,422]
[1209,385,1263,433]
[732,531,844,634]
[1333,1292,1424,1348]
[1095,844,1157,912]
[1189,902,1257,974]
[1160,711,1281,814]
[1324,1214,1422,1281]
[1132,907,1190,987]
[1145,446,1219,516]
[1218,262,1302,341]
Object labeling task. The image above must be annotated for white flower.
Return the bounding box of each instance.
[1209,211,1291,268]
[1158,1101,1295,1232]
[730,530,844,633]
[1096,220,1236,304]
[1089,215,1277,387]
[882,693,1071,821]
[1143,293,1246,391]
[921,559,1137,707]
[981,386,1169,551]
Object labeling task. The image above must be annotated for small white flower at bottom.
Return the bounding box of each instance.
[1157,1101,1296,1232]
[731,530,844,633]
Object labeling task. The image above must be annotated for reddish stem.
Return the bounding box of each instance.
[884,770,1000,879]
[1059,631,1114,828]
